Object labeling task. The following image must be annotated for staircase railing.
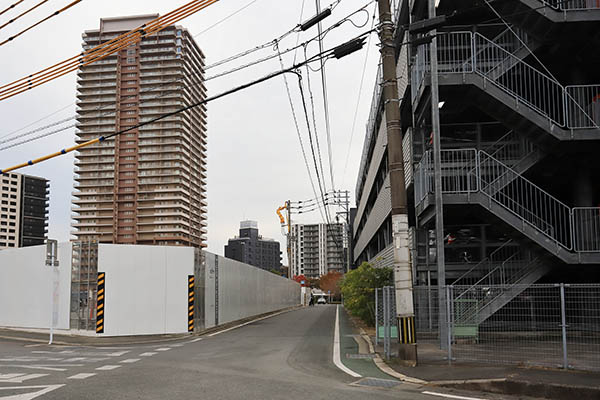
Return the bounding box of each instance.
[411,31,600,130]
[452,240,518,287]
[539,0,600,10]
[415,148,600,254]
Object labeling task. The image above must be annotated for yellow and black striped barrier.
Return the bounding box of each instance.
[399,316,416,344]
[96,272,105,334]
[188,275,194,332]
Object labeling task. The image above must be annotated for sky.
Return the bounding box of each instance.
[0,0,380,263]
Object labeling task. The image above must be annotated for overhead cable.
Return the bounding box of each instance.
[0,0,26,17]
[0,0,83,46]
[0,0,220,101]
[0,0,48,31]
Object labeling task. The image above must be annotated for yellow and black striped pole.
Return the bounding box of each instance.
[96,272,105,334]
[188,275,194,332]
[398,316,416,344]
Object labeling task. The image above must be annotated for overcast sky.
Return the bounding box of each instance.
[0,0,380,263]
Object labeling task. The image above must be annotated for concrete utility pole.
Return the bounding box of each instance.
[45,239,59,345]
[377,0,417,365]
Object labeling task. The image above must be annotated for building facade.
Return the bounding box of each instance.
[353,1,600,324]
[0,172,49,249]
[290,223,345,279]
[72,14,207,247]
[224,221,282,271]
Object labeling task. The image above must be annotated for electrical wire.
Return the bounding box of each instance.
[0,0,48,31]
[275,39,326,223]
[193,0,263,38]
[0,0,83,46]
[341,3,376,188]
[0,0,353,146]
[0,28,374,174]
[315,0,336,196]
[0,0,26,17]
[0,0,220,101]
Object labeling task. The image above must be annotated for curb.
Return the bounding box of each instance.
[0,305,303,346]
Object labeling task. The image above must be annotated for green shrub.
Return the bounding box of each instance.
[340,262,393,326]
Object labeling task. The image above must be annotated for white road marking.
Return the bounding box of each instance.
[139,352,157,357]
[0,384,64,400]
[169,344,184,347]
[67,373,96,380]
[422,391,486,400]
[0,364,83,371]
[120,359,140,364]
[333,306,362,378]
[0,373,48,383]
[96,365,121,371]
[155,348,171,351]
[188,338,203,343]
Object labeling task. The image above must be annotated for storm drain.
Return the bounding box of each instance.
[346,353,376,359]
[352,378,400,389]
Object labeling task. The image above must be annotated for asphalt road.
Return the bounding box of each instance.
[0,305,519,399]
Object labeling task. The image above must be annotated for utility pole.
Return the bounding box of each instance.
[286,200,292,279]
[428,0,448,350]
[45,239,59,345]
[377,0,417,365]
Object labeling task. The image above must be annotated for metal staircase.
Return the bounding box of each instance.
[412,31,600,139]
[415,148,600,263]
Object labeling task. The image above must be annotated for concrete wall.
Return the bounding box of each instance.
[98,244,194,336]
[0,243,72,330]
[203,252,300,329]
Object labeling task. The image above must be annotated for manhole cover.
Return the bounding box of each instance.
[346,353,376,359]
[353,378,400,388]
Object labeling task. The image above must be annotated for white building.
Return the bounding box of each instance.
[290,223,345,279]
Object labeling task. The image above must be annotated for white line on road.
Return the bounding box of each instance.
[96,365,121,371]
[0,384,64,399]
[422,391,486,400]
[68,373,96,380]
[0,364,83,371]
[120,359,140,363]
[155,348,171,351]
[333,306,362,378]
[188,338,203,343]
[0,373,48,383]
[139,352,157,357]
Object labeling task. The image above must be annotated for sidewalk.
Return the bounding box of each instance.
[377,340,600,399]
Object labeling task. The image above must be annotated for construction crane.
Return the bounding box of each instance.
[276,202,292,279]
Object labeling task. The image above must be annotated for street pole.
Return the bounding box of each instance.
[286,200,292,279]
[45,240,59,345]
[377,0,417,365]
[428,0,448,350]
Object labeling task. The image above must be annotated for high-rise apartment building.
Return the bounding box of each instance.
[72,15,207,247]
[0,172,49,249]
[224,221,282,271]
[290,223,345,279]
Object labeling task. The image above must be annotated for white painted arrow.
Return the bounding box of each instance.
[0,384,64,400]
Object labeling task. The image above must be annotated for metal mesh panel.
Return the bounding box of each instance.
[70,241,99,331]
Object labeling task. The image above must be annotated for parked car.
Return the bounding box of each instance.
[317,297,327,304]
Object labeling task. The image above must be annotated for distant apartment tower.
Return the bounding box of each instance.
[290,223,345,279]
[224,221,282,271]
[0,173,49,249]
[72,15,207,247]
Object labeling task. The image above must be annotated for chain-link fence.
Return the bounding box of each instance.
[375,286,397,359]
[412,284,600,371]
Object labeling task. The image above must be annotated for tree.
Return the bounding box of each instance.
[269,268,283,276]
[340,263,393,326]
[319,271,343,300]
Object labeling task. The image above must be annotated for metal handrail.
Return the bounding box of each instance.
[538,0,600,10]
[453,239,516,287]
[412,31,600,130]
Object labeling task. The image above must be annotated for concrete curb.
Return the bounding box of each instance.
[0,305,304,346]
[358,328,427,385]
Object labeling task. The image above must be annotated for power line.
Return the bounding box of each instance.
[193,0,263,37]
[0,0,220,101]
[0,0,48,31]
[0,0,83,47]
[0,0,26,17]
[1,29,373,175]
[342,3,376,188]
[315,0,336,194]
